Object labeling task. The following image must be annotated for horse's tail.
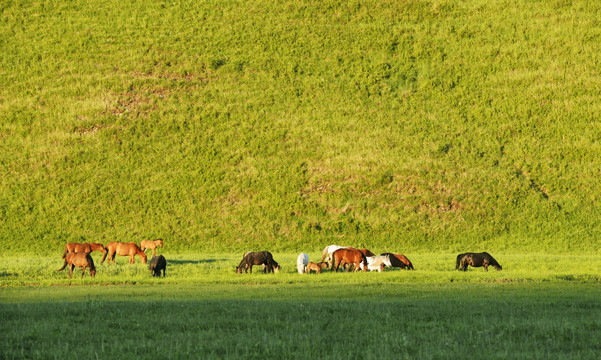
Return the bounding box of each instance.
[455,254,463,270]
[101,250,108,264]
[361,253,368,272]
[88,255,96,272]
[331,251,337,271]
[57,259,68,271]
[321,246,329,263]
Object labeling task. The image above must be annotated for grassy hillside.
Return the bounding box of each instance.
[2,0,601,254]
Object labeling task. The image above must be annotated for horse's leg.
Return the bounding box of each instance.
[81,266,86,278]
[68,264,74,278]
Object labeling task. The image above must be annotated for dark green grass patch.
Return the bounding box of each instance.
[1,283,600,359]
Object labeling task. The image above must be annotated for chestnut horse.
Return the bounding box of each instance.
[456,252,502,271]
[102,242,147,264]
[332,248,368,272]
[62,242,106,259]
[305,261,329,274]
[58,253,96,278]
[380,253,414,270]
[140,239,164,257]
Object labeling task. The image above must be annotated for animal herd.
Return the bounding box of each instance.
[57,239,165,278]
[56,240,502,279]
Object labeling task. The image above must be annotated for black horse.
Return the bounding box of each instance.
[236,251,280,274]
[456,252,502,271]
[149,255,167,277]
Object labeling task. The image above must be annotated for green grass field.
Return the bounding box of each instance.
[2,252,601,359]
[3,0,601,358]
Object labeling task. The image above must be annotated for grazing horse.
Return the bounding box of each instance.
[101,242,147,265]
[380,253,414,270]
[149,255,167,277]
[58,253,96,278]
[140,239,164,257]
[321,245,348,265]
[62,242,106,259]
[456,252,502,271]
[362,255,392,272]
[305,261,329,274]
[297,253,309,274]
[332,248,368,272]
[236,251,280,274]
[357,248,375,257]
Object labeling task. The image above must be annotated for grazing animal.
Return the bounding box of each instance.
[357,248,375,257]
[58,253,96,278]
[456,252,502,271]
[332,248,368,272]
[321,245,348,265]
[236,251,280,274]
[149,255,167,277]
[380,253,414,270]
[62,242,106,259]
[297,253,309,274]
[140,239,164,257]
[305,261,329,274]
[362,255,393,272]
[101,242,147,265]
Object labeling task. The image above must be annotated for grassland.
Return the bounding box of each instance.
[2,252,601,359]
[3,0,601,254]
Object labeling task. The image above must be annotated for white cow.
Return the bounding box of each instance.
[297,253,309,274]
[361,255,393,272]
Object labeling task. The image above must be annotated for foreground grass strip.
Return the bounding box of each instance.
[1,283,600,359]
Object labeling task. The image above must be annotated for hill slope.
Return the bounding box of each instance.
[2,0,601,254]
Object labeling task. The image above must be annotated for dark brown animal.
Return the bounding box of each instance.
[357,248,375,257]
[236,251,280,274]
[456,252,502,271]
[380,253,414,270]
[305,261,329,274]
[62,242,106,259]
[149,255,166,277]
[58,253,96,278]
[101,242,147,264]
[140,239,164,257]
[332,248,368,272]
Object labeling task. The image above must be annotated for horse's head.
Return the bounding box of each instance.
[494,264,503,271]
[236,266,243,274]
[140,253,148,264]
[272,262,280,273]
[90,269,96,278]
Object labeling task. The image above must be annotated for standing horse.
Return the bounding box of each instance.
[456,252,502,271]
[380,253,414,270]
[149,255,167,277]
[236,251,280,274]
[62,242,106,259]
[297,253,309,274]
[140,239,164,258]
[102,242,147,264]
[332,248,368,272]
[305,261,329,274]
[321,245,348,265]
[58,253,96,278]
[362,255,392,272]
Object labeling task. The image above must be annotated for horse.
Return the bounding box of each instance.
[62,242,106,259]
[305,261,329,274]
[456,252,502,271]
[236,251,280,274]
[380,253,414,270]
[357,248,375,257]
[149,255,167,277]
[331,248,368,272]
[140,239,164,257]
[101,242,147,265]
[57,253,96,278]
[362,255,392,272]
[297,253,309,274]
[320,245,348,265]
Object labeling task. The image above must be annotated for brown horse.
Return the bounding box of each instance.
[305,261,329,274]
[140,239,164,257]
[102,242,147,264]
[380,253,415,270]
[456,252,502,271]
[236,251,280,274]
[58,253,96,278]
[62,242,106,259]
[332,248,368,272]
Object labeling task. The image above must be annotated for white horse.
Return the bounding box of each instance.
[297,253,309,274]
[361,255,392,272]
[321,245,348,265]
